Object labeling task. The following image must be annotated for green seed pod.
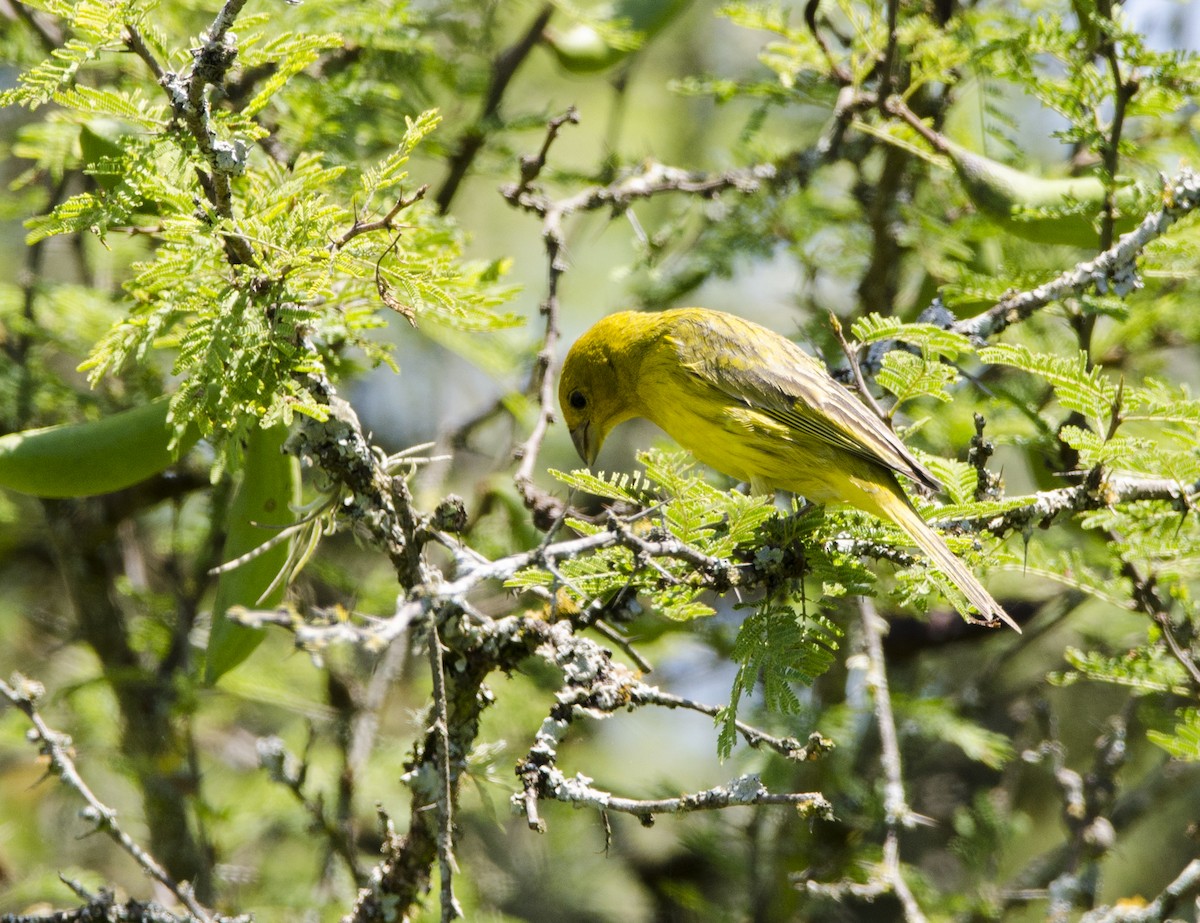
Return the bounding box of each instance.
[546,0,693,74]
[946,141,1144,247]
[0,397,197,498]
[205,424,299,684]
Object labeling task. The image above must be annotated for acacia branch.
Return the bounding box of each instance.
[1079,859,1200,923]
[127,0,256,265]
[535,771,830,822]
[505,612,834,829]
[435,4,554,213]
[953,170,1200,341]
[427,621,463,922]
[337,184,429,247]
[941,473,1198,537]
[632,688,835,762]
[0,676,215,923]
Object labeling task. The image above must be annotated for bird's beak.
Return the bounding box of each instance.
[569,421,598,466]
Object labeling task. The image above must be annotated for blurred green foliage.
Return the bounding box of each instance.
[2,0,1200,921]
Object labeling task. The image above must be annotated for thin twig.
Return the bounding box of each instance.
[427,620,463,922]
[883,830,929,923]
[828,312,889,422]
[510,110,580,525]
[435,3,555,213]
[635,688,835,762]
[509,106,580,200]
[337,184,429,247]
[1079,859,1200,923]
[859,598,918,829]
[122,22,167,83]
[590,618,653,673]
[0,675,215,923]
[859,598,930,923]
[1156,612,1200,689]
[532,771,831,822]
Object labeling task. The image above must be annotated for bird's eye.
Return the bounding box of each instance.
[568,390,587,410]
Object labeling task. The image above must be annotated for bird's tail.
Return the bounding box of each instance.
[857,477,1020,633]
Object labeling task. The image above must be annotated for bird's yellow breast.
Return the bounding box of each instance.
[635,360,856,502]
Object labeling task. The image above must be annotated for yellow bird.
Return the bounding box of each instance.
[558,307,1018,632]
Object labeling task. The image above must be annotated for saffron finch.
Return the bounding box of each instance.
[558,308,1017,631]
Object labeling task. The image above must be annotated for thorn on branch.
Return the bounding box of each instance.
[513,106,581,198]
[338,184,430,248]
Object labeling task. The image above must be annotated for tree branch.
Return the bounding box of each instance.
[953,170,1200,341]
[0,676,215,923]
[434,4,555,213]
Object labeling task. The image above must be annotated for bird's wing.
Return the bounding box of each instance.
[667,311,941,492]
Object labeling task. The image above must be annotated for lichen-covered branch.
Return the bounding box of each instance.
[125,0,255,264]
[534,771,830,823]
[0,675,216,923]
[510,615,832,830]
[955,170,1200,341]
[1079,859,1200,923]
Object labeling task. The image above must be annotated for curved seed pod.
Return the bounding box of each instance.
[546,0,693,74]
[205,424,299,684]
[0,397,197,498]
[946,141,1144,247]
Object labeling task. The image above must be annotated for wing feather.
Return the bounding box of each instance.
[665,310,940,492]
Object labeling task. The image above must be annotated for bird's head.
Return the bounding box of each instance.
[558,313,644,465]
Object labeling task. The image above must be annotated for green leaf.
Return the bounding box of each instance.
[980,343,1117,429]
[1147,708,1200,760]
[718,598,841,758]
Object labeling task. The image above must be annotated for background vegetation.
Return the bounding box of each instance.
[1,0,1199,920]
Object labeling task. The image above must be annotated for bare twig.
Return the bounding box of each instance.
[1156,611,1200,689]
[509,106,580,200]
[123,22,167,83]
[337,184,429,247]
[532,770,830,823]
[634,688,835,762]
[828,312,889,422]
[859,598,919,830]
[589,618,653,673]
[1121,561,1200,689]
[427,621,463,921]
[435,4,555,213]
[0,675,215,923]
[509,109,583,526]
[1079,859,1200,923]
[858,598,929,923]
